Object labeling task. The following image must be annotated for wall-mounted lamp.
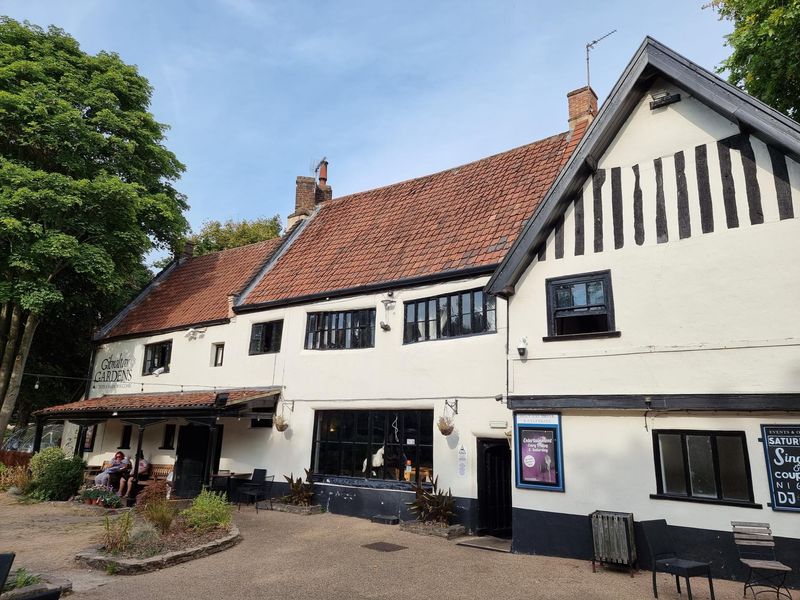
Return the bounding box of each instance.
[34,377,40,390]
[516,337,528,358]
[380,294,396,331]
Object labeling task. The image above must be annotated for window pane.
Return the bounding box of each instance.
[718,436,750,501]
[339,412,354,442]
[572,283,587,306]
[587,280,605,305]
[355,412,370,443]
[383,445,403,480]
[658,434,687,495]
[324,414,341,442]
[555,286,573,308]
[687,435,717,498]
[340,444,356,476]
[419,445,433,484]
[487,307,496,331]
[419,410,433,445]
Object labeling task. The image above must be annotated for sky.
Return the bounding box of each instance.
[1,1,732,261]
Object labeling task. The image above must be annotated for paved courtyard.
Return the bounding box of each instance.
[0,493,777,599]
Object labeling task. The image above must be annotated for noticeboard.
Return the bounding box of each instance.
[514,413,564,492]
[761,425,800,512]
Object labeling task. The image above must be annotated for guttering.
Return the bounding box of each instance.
[234,264,498,313]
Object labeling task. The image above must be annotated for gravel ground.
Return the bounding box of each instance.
[0,493,782,599]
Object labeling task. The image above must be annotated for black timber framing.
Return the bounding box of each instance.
[508,394,800,412]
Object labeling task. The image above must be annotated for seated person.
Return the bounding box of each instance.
[94,451,129,489]
[118,452,150,498]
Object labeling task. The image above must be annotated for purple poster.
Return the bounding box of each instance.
[519,428,557,485]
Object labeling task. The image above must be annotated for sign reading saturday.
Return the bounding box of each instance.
[514,413,564,492]
[93,352,135,390]
[761,425,800,512]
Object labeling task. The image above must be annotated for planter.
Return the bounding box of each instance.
[268,501,323,515]
[75,525,240,575]
[399,520,466,540]
[0,574,71,600]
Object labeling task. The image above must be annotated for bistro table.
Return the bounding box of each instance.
[210,472,253,502]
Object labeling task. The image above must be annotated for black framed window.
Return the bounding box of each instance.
[312,410,433,485]
[653,430,755,505]
[545,270,615,337]
[249,320,283,355]
[305,309,376,350]
[118,424,132,449]
[212,343,224,367]
[143,340,172,375]
[404,288,496,344]
[82,424,97,452]
[160,424,176,450]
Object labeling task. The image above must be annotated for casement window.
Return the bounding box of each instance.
[118,425,132,449]
[249,320,283,355]
[545,270,617,339]
[160,424,176,450]
[212,343,225,367]
[652,430,756,506]
[305,309,376,350]
[142,341,172,375]
[403,288,496,344]
[312,410,433,485]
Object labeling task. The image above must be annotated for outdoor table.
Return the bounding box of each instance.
[211,472,252,501]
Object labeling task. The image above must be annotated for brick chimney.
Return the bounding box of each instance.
[567,86,597,130]
[287,160,332,228]
[181,240,194,260]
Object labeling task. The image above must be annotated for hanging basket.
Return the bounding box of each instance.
[437,415,455,436]
[274,415,289,432]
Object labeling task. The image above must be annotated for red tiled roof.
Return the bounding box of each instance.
[243,132,574,305]
[104,238,282,339]
[36,388,277,416]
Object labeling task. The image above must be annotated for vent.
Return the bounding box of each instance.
[362,542,406,552]
[590,510,637,575]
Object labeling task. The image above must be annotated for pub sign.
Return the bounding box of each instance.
[514,413,564,492]
[761,425,800,512]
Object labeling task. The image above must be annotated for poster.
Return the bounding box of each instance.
[761,425,800,512]
[515,413,564,491]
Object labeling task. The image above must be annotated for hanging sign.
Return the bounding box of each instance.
[761,425,800,512]
[93,351,135,390]
[515,413,564,492]
[457,444,467,478]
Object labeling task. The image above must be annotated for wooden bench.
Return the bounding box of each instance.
[732,521,792,600]
[84,462,172,487]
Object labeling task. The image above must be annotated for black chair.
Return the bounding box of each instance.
[732,521,792,600]
[237,474,274,514]
[641,519,715,600]
[0,553,15,592]
[208,470,231,499]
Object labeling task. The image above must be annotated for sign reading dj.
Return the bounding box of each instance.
[761,425,800,512]
[514,413,564,492]
[93,352,135,390]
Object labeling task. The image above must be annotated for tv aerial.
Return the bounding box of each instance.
[586,30,616,88]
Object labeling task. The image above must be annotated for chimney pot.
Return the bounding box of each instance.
[318,160,328,186]
[567,86,598,130]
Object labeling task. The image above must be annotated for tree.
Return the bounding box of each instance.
[188,216,282,255]
[711,0,800,119]
[0,18,188,436]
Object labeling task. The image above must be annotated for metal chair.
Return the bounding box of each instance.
[641,519,715,600]
[0,553,15,592]
[732,521,792,600]
[237,474,274,514]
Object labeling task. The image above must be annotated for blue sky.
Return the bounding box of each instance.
[2,1,731,258]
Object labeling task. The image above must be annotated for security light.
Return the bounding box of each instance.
[517,337,528,358]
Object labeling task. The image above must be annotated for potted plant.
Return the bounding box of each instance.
[401,477,466,539]
[273,414,289,432]
[437,415,454,436]
[79,487,103,505]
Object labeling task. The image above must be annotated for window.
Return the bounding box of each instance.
[652,430,755,505]
[404,288,496,344]
[143,341,172,375]
[212,343,225,367]
[82,424,97,452]
[249,321,283,355]
[545,271,616,338]
[305,309,376,350]
[118,424,132,449]
[312,410,433,485]
[160,424,176,450]
[250,407,273,428]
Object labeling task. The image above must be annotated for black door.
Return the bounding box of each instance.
[174,424,224,498]
[477,438,512,538]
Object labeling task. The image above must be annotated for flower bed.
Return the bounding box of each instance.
[1,572,72,600]
[399,520,466,540]
[268,501,324,515]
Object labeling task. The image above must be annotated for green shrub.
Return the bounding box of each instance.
[407,476,455,525]
[0,462,6,475]
[281,469,315,506]
[29,454,85,501]
[128,522,164,557]
[143,499,176,534]
[103,511,134,554]
[29,447,65,480]
[181,490,231,532]
[3,567,41,592]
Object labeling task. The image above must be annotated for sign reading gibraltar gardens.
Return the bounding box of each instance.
[761,425,800,512]
[93,352,135,391]
[514,413,564,492]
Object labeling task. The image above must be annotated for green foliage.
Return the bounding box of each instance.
[29,452,85,500]
[188,216,282,256]
[0,464,30,492]
[28,446,64,480]
[710,0,800,118]
[143,499,176,534]
[128,522,164,558]
[134,479,168,512]
[103,510,133,554]
[407,476,455,525]
[3,567,41,592]
[181,490,231,532]
[105,561,119,575]
[81,486,122,507]
[281,469,315,506]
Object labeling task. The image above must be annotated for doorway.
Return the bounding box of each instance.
[477,438,512,538]
[173,424,223,498]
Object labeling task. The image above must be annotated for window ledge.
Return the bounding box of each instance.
[312,475,429,491]
[542,331,621,342]
[649,493,762,509]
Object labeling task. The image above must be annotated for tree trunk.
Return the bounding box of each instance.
[0,312,40,438]
[0,304,23,406]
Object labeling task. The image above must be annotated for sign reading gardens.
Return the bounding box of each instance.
[93,352,135,390]
[761,425,800,512]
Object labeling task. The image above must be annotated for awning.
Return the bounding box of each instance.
[34,387,281,421]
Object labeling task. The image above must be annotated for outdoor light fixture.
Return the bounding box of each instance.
[517,337,528,358]
[380,293,396,331]
[34,378,40,390]
[649,90,681,110]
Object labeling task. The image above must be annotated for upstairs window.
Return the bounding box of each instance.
[249,320,283,355]
[118,425,132,449]
[545,271,616,338]
[143,341,172,375]
[404,288,496,344]
[212,343,225,367]
[305,309,376,350]
[160,424,176,450]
